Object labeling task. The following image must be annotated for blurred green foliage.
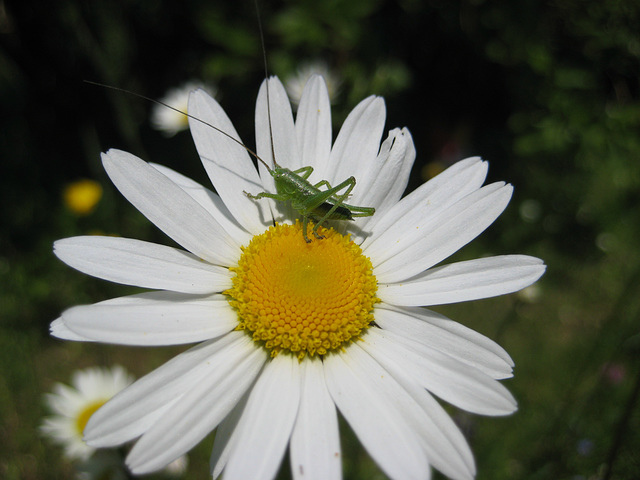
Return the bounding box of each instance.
[1,0,639,479]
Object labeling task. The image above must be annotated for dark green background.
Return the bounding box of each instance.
[1,0,639,478]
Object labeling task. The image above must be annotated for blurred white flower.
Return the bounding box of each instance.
[596,232,616,252]
[163,455,189,476]
[517,284,542,303]
[151,81,217,136]
[519,199,542,223]
[284,61,341,105]
[40,366,134,461]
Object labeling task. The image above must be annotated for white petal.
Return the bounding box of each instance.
[54,236,233,294]
[254,77,300,223]
[223,354,301,480]
[379,255,546,306]
[127,336,266,474]
[324,345,429,480]
[101,149,240,266]
[50,317,92,341]
[349,128,416,242]
[210,395,247,479]
[391,304,514,366]
[375,304,514,379]
[372,182,513,283]
[290,357,341,480]
[85,334,247,447]
[256,77,300,170]
[354,127,416,212]
[62,292,237,346]
[322,96,386,188]
[359,338,476,480]
[44,384,81,415]
[91,390,175,450]
[363,328,517,416]
[362,156,487,250]
[188,89,272,234]
[295,75,332,173]
[150,163,253,246]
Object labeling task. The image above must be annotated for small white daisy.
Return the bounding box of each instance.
[40,365,134,461]
[151,80,217,136]
[285,61,341,105]
[51,75,545,479]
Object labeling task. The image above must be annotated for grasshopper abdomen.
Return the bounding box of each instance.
[311,201,354,221]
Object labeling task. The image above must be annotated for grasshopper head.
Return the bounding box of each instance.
[270,166,288,179]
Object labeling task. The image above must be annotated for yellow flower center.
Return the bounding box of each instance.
[225,221,379,360]
[75,400,106,436]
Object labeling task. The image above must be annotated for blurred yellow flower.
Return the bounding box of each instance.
[421,161,446,180]
[63,179,103,215]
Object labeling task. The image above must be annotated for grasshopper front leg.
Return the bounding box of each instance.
[245,190,317,242]
[243,190,288,202]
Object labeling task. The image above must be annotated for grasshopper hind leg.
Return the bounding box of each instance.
[311,219,326,240]
[302,215,326,243]
[301,216,312,243]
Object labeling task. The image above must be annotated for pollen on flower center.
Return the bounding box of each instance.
[225,221,379,359]
[75,400,106,436]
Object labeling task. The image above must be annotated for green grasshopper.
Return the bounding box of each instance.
[87,80,376,243]
[244,154,375,243]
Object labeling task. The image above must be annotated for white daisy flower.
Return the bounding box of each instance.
[151,80,217,136]
[40,365,134,461]
[285,61,341,105]
[51,75,545,480]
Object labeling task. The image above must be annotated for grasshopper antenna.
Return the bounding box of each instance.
[254,0,280,170]
[83,80,274,172]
